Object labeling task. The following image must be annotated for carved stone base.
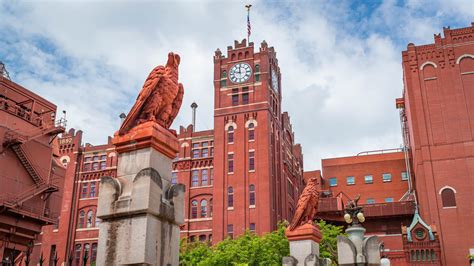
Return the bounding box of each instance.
[284,223,329,266]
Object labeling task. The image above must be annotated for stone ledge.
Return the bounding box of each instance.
[285,223,323,243]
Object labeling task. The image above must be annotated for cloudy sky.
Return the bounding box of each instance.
[0,0,472,170]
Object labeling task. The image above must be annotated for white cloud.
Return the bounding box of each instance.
[0,0,470,171]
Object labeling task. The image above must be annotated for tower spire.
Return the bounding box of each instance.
[245,4,252,43]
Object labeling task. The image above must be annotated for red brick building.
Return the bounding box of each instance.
[398,23,474,265]
[0,76,65,264]
[176,39,305,243]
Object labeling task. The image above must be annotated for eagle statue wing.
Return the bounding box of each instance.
[119,66,165,135]
[289,190,314,230]
[166,83,184,128]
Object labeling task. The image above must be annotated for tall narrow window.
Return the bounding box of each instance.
[78,211,85,228]
[232,89,239,106]
[248,123,255,141]
[210,168,214,185]
[75,244,82,266]
[441,188,456,207]
[202,148,209,157]
[249,184,256,206]
[83,244,90,263]
[89,182,96,197]
[100,161,106,170]
[220,71,227,87]
[210,199,213,217]
[249,151,255,171]
[227,126,234,143]
[81,183,89,198]
[242,87,249,104]
[201,199,207,218]
[201,169,208,186]
[191,200,198,219]
[228,187,234,208]
[192,149,199,158]
[191,170,199,187]
[227,224,234,239]
[49,245,57,266]
[87,210,94,228]
[91,243,98,265]
[255,64,260,81]
[228,153,234,173]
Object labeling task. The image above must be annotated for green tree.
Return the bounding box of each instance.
[316,220,345,264]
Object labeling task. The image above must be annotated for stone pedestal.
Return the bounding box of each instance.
[283,223,330,266]
[337,224,381,266]
[96,122,184,266]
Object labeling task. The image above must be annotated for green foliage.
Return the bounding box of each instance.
[179,220,343,266]
[316,220,345,264]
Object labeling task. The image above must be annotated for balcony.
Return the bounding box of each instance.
[317,197,415,218]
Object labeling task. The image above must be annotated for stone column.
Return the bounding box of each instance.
[283,223,330,266]
[96,121,184,266]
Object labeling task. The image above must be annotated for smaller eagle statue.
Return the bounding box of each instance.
[288,176,320,230]
[119,52,184,135]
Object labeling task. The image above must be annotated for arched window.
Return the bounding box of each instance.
[210,198,213,217]
[91,243,98,264]
[441,188,456,207]
[228,187,234,208]
[83,244,90,260]
[199,235,207,242]
[201,199,208,218]
[78,211,85,228]
[221,70,227,78]
[249,185,256,206]
[248,123,255,141]
[201,169,208,186]
[228,126,234,143]
[87,210,94,228]
[191,200,198,219]
[74,244,82,265]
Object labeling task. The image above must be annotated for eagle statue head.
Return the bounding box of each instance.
[166,52,181,68]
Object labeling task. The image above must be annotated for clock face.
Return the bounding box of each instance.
[229,63,252,83]
[271,69,279,91]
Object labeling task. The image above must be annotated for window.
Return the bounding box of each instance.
[100,161,106,170]
[92,162,99,170]
[191,200,198,219]
[84,157,92,162]
[100,155,107,161]
[210,147,214,156]
[210,168,214,185]
[202,142,208,147]
[87,210,94,228]
[242,88,249,104]
[93,156,99,161]
[201,199,207,217]
[74,244,81,266]
[201,170,208,186]
[202,148,209,157]
[346,176,355,185]
[228,153,234,173]
[83,163,91,171]
[199,235,206,242]
[91,243,98,265]
[221,70,227,78]
[382,173,392,182]
[49,245,57,266]
[255,64,260,82]
[210,199,213,217]
[384,197,394,203]
[364,175,373,184]
[191,170,199,187]
[83,244,90,262]
[192,143,200,148]
[227,126,234,143]
[255,64,260,73]
[171,172,178,185]
[228,187,234,208]
[89,182,96,197]
[250,223,256,233]
[249,185,255,206]
[221,71,227,87]
[232,89,239,106]
[401,171,408,181]
[441,188,456,207]
[227,224,234,239]
[78,211,85,228]
[329,178,337,187]
[192,149,199,158]
[366,198,375,204]
[81,183,89,198]
[249,151,255,171]
[248,123,255,140]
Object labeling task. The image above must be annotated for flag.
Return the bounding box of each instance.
[247,7,251,40]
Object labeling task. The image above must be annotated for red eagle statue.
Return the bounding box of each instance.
[119,52,184,135]
[288,176,320,230]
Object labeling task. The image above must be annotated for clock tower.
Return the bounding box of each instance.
[212,39,288,242]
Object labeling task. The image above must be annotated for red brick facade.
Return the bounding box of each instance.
[399,23,474,265]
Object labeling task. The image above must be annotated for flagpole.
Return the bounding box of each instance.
[245,4,252,43]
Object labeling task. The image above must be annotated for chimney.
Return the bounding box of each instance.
[191,102,198,132]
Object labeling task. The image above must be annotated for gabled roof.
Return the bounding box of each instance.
[407,208,435,242]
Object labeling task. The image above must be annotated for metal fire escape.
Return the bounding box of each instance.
[2,121,65,208]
